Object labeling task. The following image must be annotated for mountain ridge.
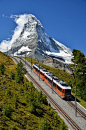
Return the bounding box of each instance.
[7,14,72,64]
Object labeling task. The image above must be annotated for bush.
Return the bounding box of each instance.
[42,95,48,105]
[9,124,17,130]
[54,113,58,120]
[29,104,35,114]
[36,108,43,116]
[3,105,13,118]
[49,109,54,117]
[0,63,5,75]
[6,89,12,98]
[39,118,52,130]
[10,71,15,80]
[37,91,43,102]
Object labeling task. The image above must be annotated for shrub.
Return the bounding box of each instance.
[3,105,13,118]
[36,108,43,116]
[0,63,5,75]
[49,109,54,117]
[29,104,35,114]
[53,113,58,120]
[39,118,52,130]
[37,91,43,102]
[42,95,48,105]
[6,89,12,98]
[10,71,15,80]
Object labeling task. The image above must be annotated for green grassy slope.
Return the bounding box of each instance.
[0,52,68,130]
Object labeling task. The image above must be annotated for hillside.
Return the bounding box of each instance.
[0,51,68,130]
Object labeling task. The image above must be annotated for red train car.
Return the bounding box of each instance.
[33,64,71,99]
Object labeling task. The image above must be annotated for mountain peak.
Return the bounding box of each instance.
[28,14,36,24]
[7,14,72,64]
[28,14,43,27]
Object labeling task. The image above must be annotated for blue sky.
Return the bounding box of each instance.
[0,0,86,56]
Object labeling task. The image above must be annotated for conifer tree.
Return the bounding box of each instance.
[69,49,86,100]
[15,61,27,83]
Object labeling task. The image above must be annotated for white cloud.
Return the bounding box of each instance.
[2,14,4,17]
[0,40,11,52]
[7,38,10,40]
[0,14,29,52]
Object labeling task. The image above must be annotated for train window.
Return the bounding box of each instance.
[61,83,68,86]
[36,69,38,72]
[59,87,61,92]
[53,83,56,89]
[45,76,47,80]
[35,68,37,71]
[48,79,51,85]
[40,72,42,75]
[65,89,71,95]
[57,85,61,91]
[62,89,65,93]
[56,85,57,89]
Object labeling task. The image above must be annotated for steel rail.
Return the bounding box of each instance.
[66,101,86,120]
[13,56,82,130]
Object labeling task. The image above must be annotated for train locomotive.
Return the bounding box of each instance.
[33,64,71,99]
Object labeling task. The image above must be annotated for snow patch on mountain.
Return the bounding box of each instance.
[14,46,31,56]
[45,50,72,64]
[18,46,31,53]
[44,38,72,64]
[53,38,72,54]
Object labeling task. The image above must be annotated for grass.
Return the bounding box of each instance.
[0,51,16,74]
[71,92,86,109]
[0,52,68,130]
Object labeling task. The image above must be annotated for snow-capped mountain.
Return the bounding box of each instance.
[8,14,72,64]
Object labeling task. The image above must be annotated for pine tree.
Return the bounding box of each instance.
[15,61,27,83]
[69,49,86,100]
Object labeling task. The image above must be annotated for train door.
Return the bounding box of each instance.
[40,72,44,80]
[62,89,65,98]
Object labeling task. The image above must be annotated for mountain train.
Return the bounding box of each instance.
[33,64,71,99]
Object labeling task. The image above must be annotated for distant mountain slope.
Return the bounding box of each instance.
[8,14,72,64]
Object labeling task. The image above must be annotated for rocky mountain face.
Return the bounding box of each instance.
[8,14,72,64]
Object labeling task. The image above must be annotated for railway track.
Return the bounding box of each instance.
[66,101,86,120]
[12,56,82,130]
[19,57,86,119]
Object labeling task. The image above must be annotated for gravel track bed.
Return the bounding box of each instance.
[12,57,86,130]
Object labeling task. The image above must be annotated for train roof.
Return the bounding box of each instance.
[54,80,71,89]
[33,64,43,70]
[33,64,71,90]
[45,73,71,90]
[33,64,49,73]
